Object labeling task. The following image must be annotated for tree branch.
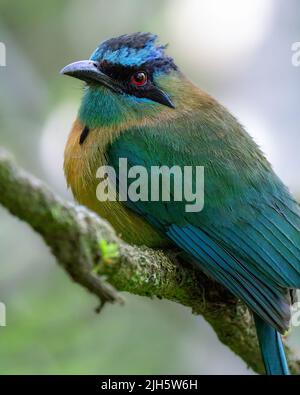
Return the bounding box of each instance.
[0,147,299,375]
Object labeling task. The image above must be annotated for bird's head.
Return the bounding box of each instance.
[61,33,183,127]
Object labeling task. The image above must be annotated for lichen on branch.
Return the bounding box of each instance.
[0,147,299,374]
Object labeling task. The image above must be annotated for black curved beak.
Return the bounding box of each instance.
[61,60,175,109]
[60,60,123,93]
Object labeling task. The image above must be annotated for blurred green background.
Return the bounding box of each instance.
[0,0,300,374]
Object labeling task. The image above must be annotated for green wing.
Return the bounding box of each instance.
[107,115,300,332]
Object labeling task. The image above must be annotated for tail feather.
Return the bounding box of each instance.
[254,314,289,375]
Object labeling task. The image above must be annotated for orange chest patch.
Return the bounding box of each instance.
[64,119,108,196]
[64,119,167,247]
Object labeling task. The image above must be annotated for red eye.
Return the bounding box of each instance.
[131,71,148,87]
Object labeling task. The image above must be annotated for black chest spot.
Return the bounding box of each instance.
[79,126,90,145]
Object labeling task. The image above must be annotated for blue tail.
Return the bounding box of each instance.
[254,314,289,375]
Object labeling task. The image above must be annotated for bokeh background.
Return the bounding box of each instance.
[0,0,300,374]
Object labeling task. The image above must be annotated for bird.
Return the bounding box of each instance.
[62,32,300,375]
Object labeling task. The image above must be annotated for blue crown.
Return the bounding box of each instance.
[90,33,177,73]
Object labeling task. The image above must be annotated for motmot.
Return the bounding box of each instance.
[62,33,300,375]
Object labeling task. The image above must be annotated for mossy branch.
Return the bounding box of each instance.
[0,147,299,375]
